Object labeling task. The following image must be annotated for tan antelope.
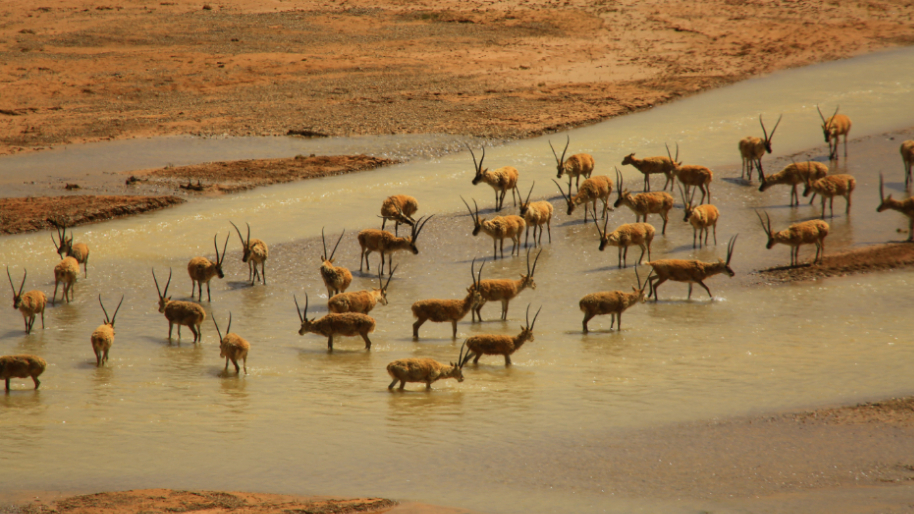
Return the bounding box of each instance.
[380,194,418,236]
[593,217,655,268]
[6,268,46,334]
[467,144,519,211]
[387,343,474,391]
[515,183,554,248]
[52,256,79,306]
[470,250,541,322]
[187,233,230,302]
[0,355,46,390]
[212,312,250,374]
[357,215,433,276]
[817,105,852,161]
[230,221,268,285]
[621,151,676,192]
[462,196,525,259]
[328,267,395,314]
[579,268,652,332]
[294,293,376,351]
[666,143,713,205]
[613,168,674,235]
[90,294,124,367]
[153,268,206,343]
[759,161,828,207]
[877,174,914,241]
[646,235,738,300]
[552,175,613,223]
[50,222,90,278]
[900,140,914,188]
[411,260,484,339]
[680,185,719,249]
[550,135,595,193]
[757,212,829,266]
[465,305,541,367]
[738,114,782,182]
[802,174,855,219]
[319,228,353,297]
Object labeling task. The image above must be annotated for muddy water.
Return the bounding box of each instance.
[2,47,914,513]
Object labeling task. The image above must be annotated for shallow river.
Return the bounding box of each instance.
[1,47,914,513]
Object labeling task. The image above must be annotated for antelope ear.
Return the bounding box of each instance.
[632,287,638,292]
[718,258,724,264]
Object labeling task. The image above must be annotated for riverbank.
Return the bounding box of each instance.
[0,195,184,235]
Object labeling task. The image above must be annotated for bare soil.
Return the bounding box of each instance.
[752,242,914,283]
[0,195,185,235]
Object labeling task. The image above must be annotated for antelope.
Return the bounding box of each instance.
[646,235,738,300]
[380,195,418,236]
[593,217,655,268]
[680,185,719,249]
[357,215,433,275]
[465,305,541,367]
[91,294,124,367]
[411,259,484,339]
[613,168,674,235]
[738,114,782,181]
[212,312,250,374]
[50,222,90,278]
[516,183,554,248]
[462,196,525,260]
[6,268,46,334]
[52,256,79,306]
[759,161,828,207]
[387,343,474,391]
[666,143,712,205]
[579,268,652,332]
[0,355,47,390]
[230,221,268,285]
[877,174,914,241]
[550,135,595,193]
[153,268,206,343]
[901,140,914,188]
[817,105,852,161]
[621,152,676,192]
[467,144,519,211]
[757,211,829,266]
[187,233,229,302]
[802,174,855,219]
[552,175,613,223]
[320,228,353,297]
[470,250,540,322]
[294,293,376,351]
[328,267,396,314]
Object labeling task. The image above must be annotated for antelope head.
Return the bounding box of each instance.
[50,223,72,257]
[213,312,233,344]
[320,227,345,265]
[467,257,485,306]
[817,104,840,143]
[98,294,125,328]
[462,196,487,235]
[152,268,172,313]
[549,135,571,178]
[715,235,738,277]
[212,232,230,278]
[517,304,543,345]
[877,174,896,212]
[552,179,576,215]
[756,210,778,249]
[621,153,637,167]
[467,144,488,185]
[379,201,416,228]
[404,215,433,254]
[679,185,697,222]
[664,142,681,170]
[374,266,396,306]
[613,167,632,209]
[515,182,536,217]
[447,342,474,382]
[593,216,612,251]
[294,293,315,335]
[631,267,653,302]
[519,249,542,290]
[230,221,254,263]
[6,267,27,309]
[759,113,782,153]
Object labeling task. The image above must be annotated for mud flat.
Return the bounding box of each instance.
[0,195,184,235]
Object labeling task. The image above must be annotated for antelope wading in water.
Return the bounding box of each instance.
[738,113,782,182]
[187,233,230,301]
[817,105,851,162]
[621,150,676,192]
[52,256,79,306]
[465,305,541,367]
[877,174,914,241]
[614,168,674,235]
[803,174,855,219]
[50,222,90,278]
[516,183,554,248]
[6,268,46,334]
[758,161,828,207]
[470,250,541,322]
[900,140,914,188]
[294,293,376,351]
[757,211,829,266]
[579,268,652,332]
[664,143,713,205]
[0,355,46,391]
[680,185,719,249]
[213,312,250,374]
[387,342,474,391]
[410,259,484,339]
[230,221,268,285]
[467,144,519,211]
[462,196,525,260]
[550,135,595,194]
[646,235,738,300]
[153,268,206,343]
[380,194,418,236]
[91,294,124,367]
[593,216,655,268]
[357,215,433,276]
[552,175,613,223]
[328,267,396,315]
[320,227,353,298]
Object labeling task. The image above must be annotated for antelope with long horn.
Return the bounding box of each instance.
[802,174,855,219]
[877,174,914,241]
[467,144,519,211]
[646,235,738,300]
[758,161,828,207]
[328,267,395,314]
[213,312,250,374]
[411,259,484,339]
[90,294,124,367]
[6,268,46,334]
[294,293,376,351]
[50,222,90,278]
[380,195,418,236]
[0,355,47,391]
[613,168,674,235]
[470,250,540,322]
[187,233,230,302]
[550,135,595,194]
[153,268,206,343]
[552,175,613,223]
[320,227,353,297]
[817,105,852,161]
[387,343,474,391]
[757,211,829,266]
[357,215,433,276]
[230,221,268,285]
[666,143,712,205]
[680,185,719,249]
[621,151,676,192]
[515,183,554,248]
[900,140,914,189]
[462,196,525,260]
[579,268,652,332]
[465,305,541,367]
[738,114,782,182]
[593,217,655,268]
[51,257,79,306]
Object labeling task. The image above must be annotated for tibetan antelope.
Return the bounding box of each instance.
[467,144,519,211]
[294,293,376,351]
[593,217,655,268]
[817,105,852,161]
[803,174,855,219]
[621,151,676,192]
[666,143,712,205]
[357,215,433,275]
[647,236,738,300]
[470,250,540,322]
[680,185,719,248]
[320,228,353,297]
[614,168,674,235]
[516,183,554,248]
[552,175,613,223]
[465,305,541,367]
[411,260,484,339]
[328,267,396,314]
[380,195,418,236]
[757,211,829,266]
[550,135,595,193]
[462,197,525,259]
[52,256,79,305]
[153,268,206,343]
[877,174,914,241]
[901,140,914,188]
[387,343,473,391]
[759,161,828,207]
[187,233,229,302]
[579,268,652,332]
[6,268,46,334]
[50,222,90,278]
[91,294,124,367]
[212,312,250,374]
[230,221,268,285]
[738,114,782,182]
[0,355,47,390]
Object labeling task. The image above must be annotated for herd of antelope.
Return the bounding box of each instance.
[4,107,914,392]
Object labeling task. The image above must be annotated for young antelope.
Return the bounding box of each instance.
[51,223,90,278]
[516,183,554,248]
[0,355,47,390]
[320,227,353,297]
[329,267,395,314]
[6,268,46,334]
[621,152,676,192]
[213,312,250,374]
[579,268,652,332]
[52,256,79,305]
[877,174,914,241]
[465,305,541,367]
[757,211,829,266]
[91,294,124,367]
[387,343,473,391]
[803,174,855,219]
[552,175,613,223]
[187,233,229,302]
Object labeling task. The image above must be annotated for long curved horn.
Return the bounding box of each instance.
[755,210,770,237]
[665,142,674,163]
[412,215,434,241]
[615,167,624,198]
[530,249,543,276]
[98,294,110,324]
[529,305,543,330]
[321,227,328,259]
[634,266,642,290]
[293,294,308,322]
[879,173,886,202]
[816,104,827,123]
[470,258,478,288]
[726,235,738,265]
[562,135,570,164]
[152,268,163,299]
[678,184,688,207]
[6,267,16,297]
[768,114,783,140]
[212,313,224,341]
[466,143,479,172]
[219,233,230,265]
[552,179,570,203]
[477,258,485,285]
[526,182,535,205]
[245,223,251,245]
[592,216,605,239]
[227,312,232,335]
[164,268,172,297]
[110,294,125,326]
[230,221,246,247]
[549,139,560,165]
[460,196,477,223]
[330,229,345,261]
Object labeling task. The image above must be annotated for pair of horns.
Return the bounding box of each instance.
[526,248,542,277]
[152,268,173,299]
[294,293,310,323]
[470,257,485,288]
[816,104,840,124]
[664,142,680,164]
[759,113,782,142]
[513,182,536,207]
[213,232,230,265]
[321,227,345,261]
[229,221,251,245]
[378,265,397,291]
[409,215,434,242]
[549,134,571,166]
[466,143,486,174]
[524,304,543,331]
[6,267,26,299]
[455,341,473,368]
[212,312,233,341]
[99,294,125,325]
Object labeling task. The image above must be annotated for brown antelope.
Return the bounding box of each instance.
[51,222,90,278]
[757,211,829,266]
[52,256,79,306]
[0,355,47,390]
[187,233,229,302]
[153,268,206,343]
[462,197,525,259]
[802,174,855,219]
[593,217,655,268]
[817,105,852,161]
[328,267,395,314]
[515,183,554,248]
[613,168,674,235]
[212,312,250,374]
[759,161,828,207]
[646,235,737,300]
[550,135,595,193]
[6,268,46,334]
[230,221,268,285]
[470,250,540,322]
[621,152,676,192]
[294,293,376,351]
[387,343,473,391]
[357,215,433,276]
[320,228,352,297]
[552,175,613,223]
[380,195,418,236]
[666,143,712,205]
[467,144,519,211]
[738,114,782,181]
[465,305,541,367]
[679,186,719,248]
[411,260,484,339]
[877,174,914,241]
[91,294,124,367]
[901,140,914,188]
[579,268,652,332]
